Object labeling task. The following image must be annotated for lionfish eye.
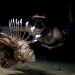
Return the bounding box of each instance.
[25,46,30,49]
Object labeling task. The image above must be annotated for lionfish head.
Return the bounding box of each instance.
[14,40,36,62]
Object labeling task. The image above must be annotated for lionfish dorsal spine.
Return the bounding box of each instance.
[9,18,35,43]
[9,18,22,39]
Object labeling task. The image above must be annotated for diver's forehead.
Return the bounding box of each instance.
[32,15,46,19]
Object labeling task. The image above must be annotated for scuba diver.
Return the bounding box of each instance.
[25,9,73,50]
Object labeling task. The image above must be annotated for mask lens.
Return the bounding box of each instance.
[31,18,46,29]
[33,20,38,26]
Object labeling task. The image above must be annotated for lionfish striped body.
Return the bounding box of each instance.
[0,19,36,68]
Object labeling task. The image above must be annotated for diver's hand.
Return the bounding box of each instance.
[25,21,32,29]
[25,25,32,33]
[41,44,53,50]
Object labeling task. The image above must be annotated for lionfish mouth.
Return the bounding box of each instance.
[0,19,36,68]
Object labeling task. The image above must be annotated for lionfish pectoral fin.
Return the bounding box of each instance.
[0,32,11,39]
[1,58,18,68]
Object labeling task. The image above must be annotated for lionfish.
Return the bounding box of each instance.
[0,18,36,68]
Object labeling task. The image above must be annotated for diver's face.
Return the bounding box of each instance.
[32,15,46,34]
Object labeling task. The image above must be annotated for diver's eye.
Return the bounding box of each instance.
[32,20,37,26]
[33,20,38,26]
[41,21,45,27]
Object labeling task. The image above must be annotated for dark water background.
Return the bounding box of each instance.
[0,1,73,27]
